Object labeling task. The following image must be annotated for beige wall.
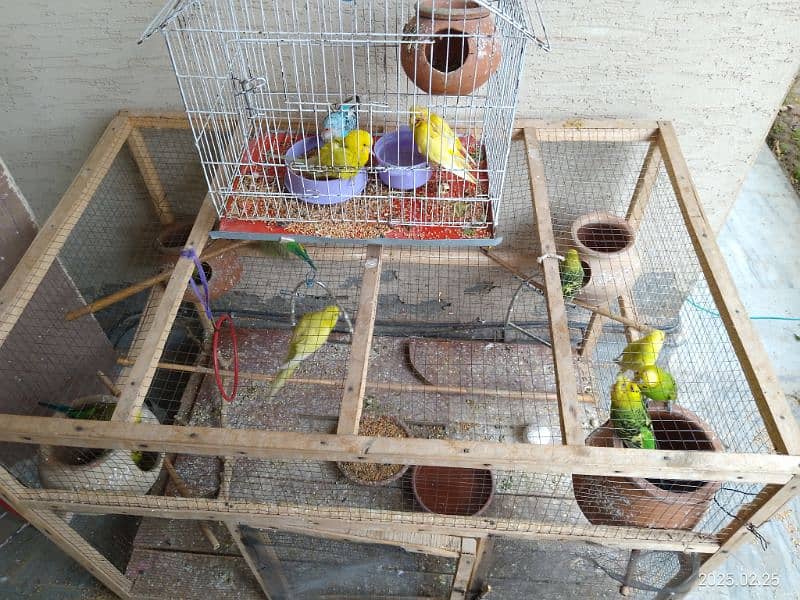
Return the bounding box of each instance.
[1,1,798,229]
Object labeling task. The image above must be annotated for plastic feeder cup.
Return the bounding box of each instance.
[284,136,367,205]
[373,128,431,190]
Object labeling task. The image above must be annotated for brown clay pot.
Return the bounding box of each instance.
[337,416,413,486]
[401,1,502,95]
[563,211,642,306]
[412,466,495,516]
[572,405,723,530]
[155,221,242,303]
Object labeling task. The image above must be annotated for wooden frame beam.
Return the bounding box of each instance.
[21,491,718,554]
[227,523,291,600]
[524,128,584,445]
[0,467,132,599]
[337,244,383,434]
[126,127,176,225]
[658,121,800,455]
[0,112,132,347]
[450,538,477,600]
[1,416,796,483]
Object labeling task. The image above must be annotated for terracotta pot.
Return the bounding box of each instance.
[38,396,163,494]
[401,1,502,95]
[564,211,642,306]
[155,221,242,303]
[572,406,723,530]
[412,466,495,516]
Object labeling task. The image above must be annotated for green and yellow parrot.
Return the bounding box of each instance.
[268,305,340,399]
[614,329,666,373]
[409,106,478,184]
[636,365,677,406]
[559,248,585,300]
[295,129,372,180]
[259,237,316,272]
[610,374,656,449]
[38,401,114,421]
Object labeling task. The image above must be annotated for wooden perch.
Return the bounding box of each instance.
[64,240,249,321]
[481,248,653,333]
[162,457,221,551]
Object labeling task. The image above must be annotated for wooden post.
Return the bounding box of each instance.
[226,523,293,600]
[524,128,583,445]
[658,121,800,455]
[578,312,606,358]
[0,467,132,599]
[466,536,494,599]
[337,244,383,435]
[126,128,176,225]
[0,112,132,347]
[450,538,478,600]
[111,198,217,422]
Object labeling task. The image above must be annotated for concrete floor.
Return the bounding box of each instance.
[0,145,798,598]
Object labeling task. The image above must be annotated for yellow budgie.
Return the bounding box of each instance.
[268,305,340,399]
[409,106,478,184]
[610,374,655,449]
[614,329,666,373]
[296,129,373,180]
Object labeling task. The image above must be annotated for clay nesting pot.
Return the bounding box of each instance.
[564,211,642,306]
[412,466,495,516]
[155,221,242,303]
[38,395,163,494]
[401,1,502,95]
[572,406,723,530]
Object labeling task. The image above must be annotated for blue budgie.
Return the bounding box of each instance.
[321,95,360,141]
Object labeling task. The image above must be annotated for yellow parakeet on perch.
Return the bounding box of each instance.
[409,106,478,184]
[295,129,373,180]
[614,329,666,373]
[268,305,340,399]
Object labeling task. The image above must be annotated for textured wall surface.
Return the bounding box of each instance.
[0,1,798,229]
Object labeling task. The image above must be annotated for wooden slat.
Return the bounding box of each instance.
[0,112,132,346]
[23,491,719,554]
[450,539,477,600]
[337,244,383,435]
[658,121,800,455]
[625,141,663,231]
[3,415,797,483]
[524,128,583,445]
[467,537,494,598]
[578,312,605,359]
[0,467,132,599]
[227,523,292,600]
[111,198,217,422]
[698,475,800,576]
[127,127,176,225]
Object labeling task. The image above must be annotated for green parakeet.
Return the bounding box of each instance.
[610,374,656,449]
[636,365,677,405]
[259,237,316,271]
[614,329,666,373]
[38,401,114,420]
[559,248,585,300]
[294,129,372,180]
[268,305,340,399]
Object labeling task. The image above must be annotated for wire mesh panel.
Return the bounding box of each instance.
[143,0,546,242]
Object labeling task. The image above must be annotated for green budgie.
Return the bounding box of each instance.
[559,248,584,300]
[259,237,316,272]
[38,401,114,421]
[614,329,666,373]
[636,365,678,406]
[268,305,340,399]
[610,374,656,449]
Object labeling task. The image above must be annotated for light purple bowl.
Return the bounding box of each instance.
[373,128,431,190]
[283,136,367,205]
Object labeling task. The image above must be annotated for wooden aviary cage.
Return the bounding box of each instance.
[0,112,798,599]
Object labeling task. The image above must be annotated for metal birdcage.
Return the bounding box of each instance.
[142,0,549,244]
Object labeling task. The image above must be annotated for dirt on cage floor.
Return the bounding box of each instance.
[767,73,800,196]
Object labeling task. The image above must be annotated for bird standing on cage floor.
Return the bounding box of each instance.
[409,106,478,184]
[610,374,656,449]
[268,305,340,399]
[559,248,585,300]
[321,95,361,141]
[292,129,373,180]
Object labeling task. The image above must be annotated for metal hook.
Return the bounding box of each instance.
[289,279,354,340]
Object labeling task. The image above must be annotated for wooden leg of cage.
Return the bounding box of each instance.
[0,467,133,599]
[226,523,293,600]
[127,127,176,225]
[451,537,478,600]
[467,536,494,599]
[619,549,641,596]
[337,244,383,435]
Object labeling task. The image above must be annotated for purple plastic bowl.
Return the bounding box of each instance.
[283,136,367,205]
[373,128,431,190]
